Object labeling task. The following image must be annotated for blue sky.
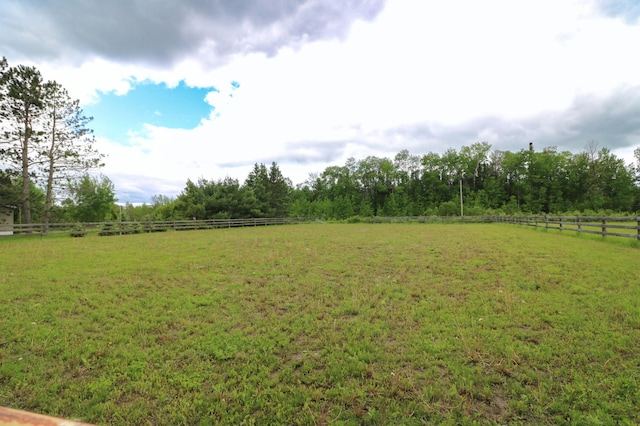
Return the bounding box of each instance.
[2,0,640,203]
[84,82,214,141]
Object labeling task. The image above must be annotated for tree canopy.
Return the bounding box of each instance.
[63,174,116,223]
[137,143,639,222]
[0,57,104,224]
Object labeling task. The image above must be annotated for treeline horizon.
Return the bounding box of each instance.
[6,142,640,224]
[117,142,640,222]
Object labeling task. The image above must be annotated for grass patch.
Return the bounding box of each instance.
[1,224,639,424]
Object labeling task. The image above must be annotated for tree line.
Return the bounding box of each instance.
[121,142,640,223]
[1,57,108,225]
[290,142,640,219]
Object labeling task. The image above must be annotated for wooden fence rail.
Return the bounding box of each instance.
[3,215,640,240]
[493,215,640,240]
[4,217,313,237]
[0,216,500,237]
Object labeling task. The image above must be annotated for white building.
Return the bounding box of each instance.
[0,206,14,236]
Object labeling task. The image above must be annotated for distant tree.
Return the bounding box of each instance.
[173,177,263,220]
[354,156,395,215]
[0,170,20,212]
[1,59,105,226]
[150,194,178,220]
[64,174,116,222]
[593,147,635,211]
[245,162,292,217]
[174,179,206,219]
[39,81,104,227]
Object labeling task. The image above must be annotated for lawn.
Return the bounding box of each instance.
[1,224,639,425]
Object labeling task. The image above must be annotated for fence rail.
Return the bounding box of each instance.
[4,217,312,237]
[494,215,640,240]
[351,215,495,224]
[3,215,640,240]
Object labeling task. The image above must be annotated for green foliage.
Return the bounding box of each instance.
[101,143,639,224]
[173,177,262,220]
[0,58,103,223]
[40,81,104,225]
[244,162,292,217]
[1,57,104,225]
[0,61,45,224]
[70,222,86,237]
[0,170,21,209]
[64,174,116,222]
[98,222,116,236]
[288,143,640,221]
[163,163,294,221]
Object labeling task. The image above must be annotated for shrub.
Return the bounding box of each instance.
[99,223,117,236]
[70,223,86,238]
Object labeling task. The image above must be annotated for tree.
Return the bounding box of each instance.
[0,170,20,208]
[592,147,635,212]
[39,81,104,227]
[64,174,116,222]
[174,179,206,219]
[354,156,395,215]
[0,61,45,224]
[1,59,105,226]
[151,194,178,220]
[245,162,292,217]
[634,147,640,180]
[459,142,491,191]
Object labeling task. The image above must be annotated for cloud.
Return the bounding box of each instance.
[0,0,385,67]
[93,79,640,203]
[4,0,640,203]
[558,86,640,149]
[382,85,640,156]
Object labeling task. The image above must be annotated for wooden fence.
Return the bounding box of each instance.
[3,215,640,240]
[349,215,495,224]
[494,215,640,240]
[4,217,312,237]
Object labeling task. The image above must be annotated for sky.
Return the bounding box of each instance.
[2,0,640,203]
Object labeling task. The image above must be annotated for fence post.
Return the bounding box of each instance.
[577,216,581,233]
[559,216,563,231]
[601,217,606,238]
[637,216,640,240]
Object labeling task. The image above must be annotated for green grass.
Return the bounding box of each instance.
[1,224,639,425]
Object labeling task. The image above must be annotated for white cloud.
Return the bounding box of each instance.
[4,0,640,202]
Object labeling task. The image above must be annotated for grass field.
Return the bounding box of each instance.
[1,224,639,425]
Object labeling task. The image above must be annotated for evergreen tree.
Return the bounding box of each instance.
[0,61,45,224]
[39,81,104,227]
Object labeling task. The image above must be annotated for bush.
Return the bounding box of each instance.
[438,201,459,216]
[70,223,86,238]
[99,223,117,236]
[124,223,141,235]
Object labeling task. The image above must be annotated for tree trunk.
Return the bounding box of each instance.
[44,104,57,231]
[21,107,31,226]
